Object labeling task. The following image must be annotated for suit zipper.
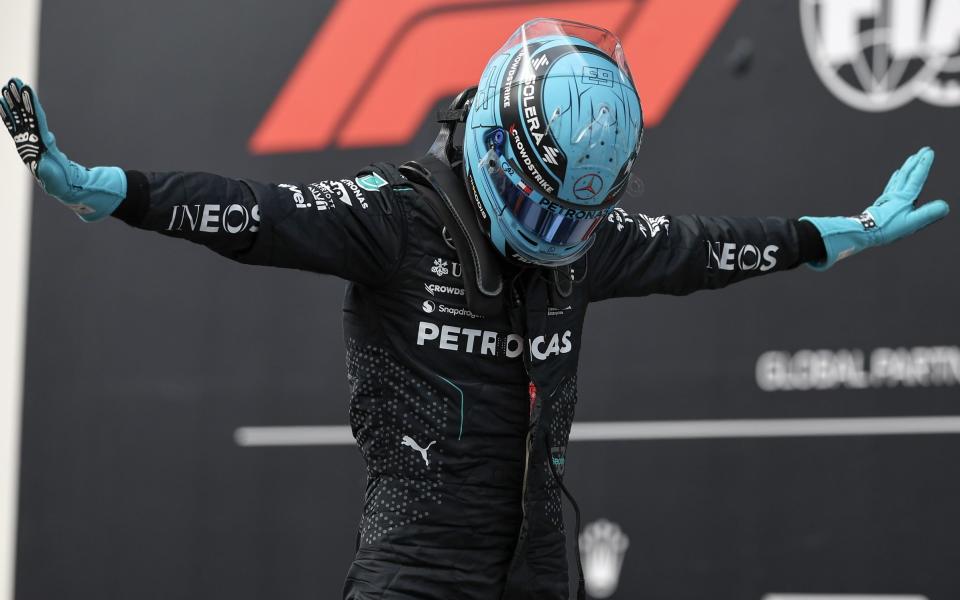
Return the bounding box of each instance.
[510,277,537,518]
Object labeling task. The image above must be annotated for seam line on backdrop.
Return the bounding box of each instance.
[234,415,960,447]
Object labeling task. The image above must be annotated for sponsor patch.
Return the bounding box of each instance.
[356,172,389,191]
[424,283,465,297]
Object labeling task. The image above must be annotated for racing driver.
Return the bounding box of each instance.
[2,18,949,600]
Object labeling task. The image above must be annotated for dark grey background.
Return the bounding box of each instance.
[16,0,960,598]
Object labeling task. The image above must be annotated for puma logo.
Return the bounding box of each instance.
[400,435,436,467]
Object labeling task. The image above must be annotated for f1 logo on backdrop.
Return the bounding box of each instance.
[249,0,740,154]
[800,0,960,112]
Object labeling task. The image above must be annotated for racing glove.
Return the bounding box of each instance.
[0,77,126,222]
[800,147,949,270]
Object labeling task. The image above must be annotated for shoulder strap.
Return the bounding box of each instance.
[399,155,505,316]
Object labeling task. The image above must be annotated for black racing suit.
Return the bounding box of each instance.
[115,165,824,600]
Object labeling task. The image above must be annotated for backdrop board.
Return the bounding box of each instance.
[16,1,960,599]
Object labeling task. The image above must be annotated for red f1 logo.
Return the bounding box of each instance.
[250,0,740,154]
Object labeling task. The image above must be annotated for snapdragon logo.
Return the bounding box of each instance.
[421,302,483,320]
[756,346,960,391]
[437,304,483,320]
[416,322,573,360]
[706,241,779,271]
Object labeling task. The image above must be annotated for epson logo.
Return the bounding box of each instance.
[706,241,779,271]
[167,204,261,234]
[278,183,306,208]
[416,322,573,361]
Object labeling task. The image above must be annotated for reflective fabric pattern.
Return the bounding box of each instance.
[346,340,448,546]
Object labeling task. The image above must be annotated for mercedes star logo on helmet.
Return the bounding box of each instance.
[574,173,604,201]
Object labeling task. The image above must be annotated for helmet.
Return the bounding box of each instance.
[464,18,643,266]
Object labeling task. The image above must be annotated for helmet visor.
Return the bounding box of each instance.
[496,18,633,84]
[488,157,605,247]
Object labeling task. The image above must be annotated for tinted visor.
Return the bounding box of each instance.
[489,160,605,247]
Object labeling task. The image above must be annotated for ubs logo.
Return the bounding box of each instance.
[800,0,960,111]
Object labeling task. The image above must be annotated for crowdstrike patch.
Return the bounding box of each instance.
[424,283,465,297]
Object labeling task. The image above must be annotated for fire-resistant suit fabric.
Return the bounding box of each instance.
[115,167,822,600]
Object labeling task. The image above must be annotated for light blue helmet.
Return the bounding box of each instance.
[463,18,643,266]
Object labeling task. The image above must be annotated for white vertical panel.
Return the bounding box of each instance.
[0,0,40,598]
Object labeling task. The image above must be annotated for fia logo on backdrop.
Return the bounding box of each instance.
[800,0,960,111]
[580,519,630,599]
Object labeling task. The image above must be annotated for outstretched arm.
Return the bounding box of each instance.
[586,210,823,301]
[1,78,126,220]
[801,147,949,270]
[115,169,407,286]
[587,148,949,301]
[1,78,407,287]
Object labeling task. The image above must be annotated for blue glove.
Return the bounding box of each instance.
[801,147,950,270]
[0,78,126,222]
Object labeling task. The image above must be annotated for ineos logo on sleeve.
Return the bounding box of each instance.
[705,241,779,271]
[167,204,261,234]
